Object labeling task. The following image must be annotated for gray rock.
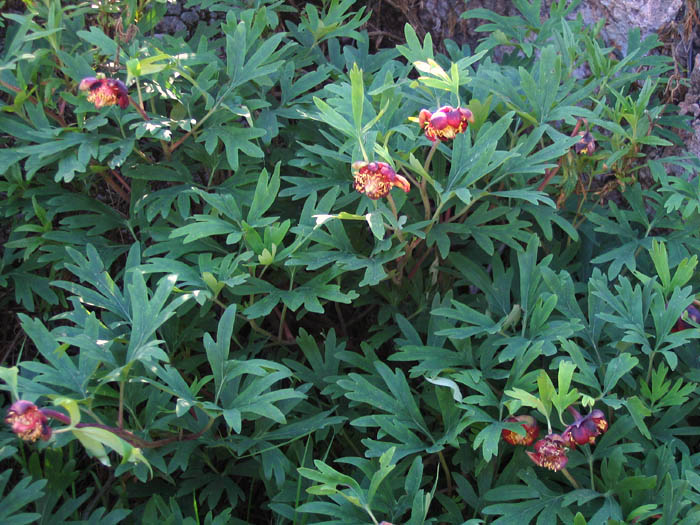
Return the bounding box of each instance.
[578,0,683,53]
[418,0,683,54]
[156,15,187,34]
[166,2,182,16]
[418,0,521,51]
[686,120,700,165]
[180,10,200,26]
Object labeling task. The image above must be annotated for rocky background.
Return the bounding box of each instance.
[153,0,700,157]
[414,0,686,54]
[153,0,692,55]
[156,0,226,35]
[2,0,699,156]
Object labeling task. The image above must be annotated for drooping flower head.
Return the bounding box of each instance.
[352,161,410,200]
[561,407,608,447]
[79,77,129,109]
[671,304,700,332]
[526,433,569,471]
[5,400,52,442]
[501,415,540,446]
[574,131,596,155]
[418,105,474,142]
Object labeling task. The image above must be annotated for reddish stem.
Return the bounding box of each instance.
[128,94,150,122]
[40,409,213,449]
[169,130,191,154]
[273,306,294,341]
[536,165,561,192]
[406,246,433,281]
[100,172,130,204]
[0,79,68,127]
[535,117,588,192]
[109,168,131,194]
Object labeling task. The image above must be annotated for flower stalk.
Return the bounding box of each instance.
[561,467,581,489]
[6,401,214,450]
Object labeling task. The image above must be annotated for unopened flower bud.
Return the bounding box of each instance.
[561,407,608,447]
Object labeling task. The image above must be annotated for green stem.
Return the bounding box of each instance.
[364,506,379,525]
[133,147,154,164]
[145,95,171,161]
[277,269,296,341]
[293,437,312,525]
[84,408,105,426]
[420,142,439,220]
[277,304,289,341]
[136,79,144,112]
[169,83,237,153]
[423,141,438,173]
[401,168,431,221]
[386,194,404,242]
[246,479,254,523]
[561,467,581,489]
[339,430,364,458]
[437,450,453,494]
[446,191,488,223]
[423,200,446,238]
[212,291,289,345]
[117,380,125,429]
[588,452,595,491]
[646,351,656,384]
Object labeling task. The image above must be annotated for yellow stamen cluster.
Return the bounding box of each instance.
[352,161,410,200]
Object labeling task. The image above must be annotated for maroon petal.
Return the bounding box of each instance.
[430,111,448,130]
[445,109,463,127]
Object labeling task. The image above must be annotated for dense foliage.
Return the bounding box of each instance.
[1,0,699,523]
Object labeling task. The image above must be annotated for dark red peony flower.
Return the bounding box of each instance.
[671,304,700,332]
[418,105,474,142]
[526,433,569,471]
[352,161,410,199]
[501,415,540,446]
[574,131,596,155]
[79,77,129,109]
[561,407,608,447]
[5,400,52,442]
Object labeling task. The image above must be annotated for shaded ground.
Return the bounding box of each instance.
[364,0,517,51]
